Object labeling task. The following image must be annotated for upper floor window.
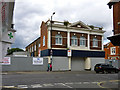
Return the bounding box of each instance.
[55,34,62,45]
[93,38,98,47]
[43,36,45,46]
[34,44,36,51]
[32,46,33,52]
[71,36,78,46]
[39,43,40,47]
[111,47,116,55]
[80,36,86,46]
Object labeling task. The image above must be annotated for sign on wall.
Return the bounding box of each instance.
[67,50,72,57]
[33,57,43,65]
[2,57,11,65]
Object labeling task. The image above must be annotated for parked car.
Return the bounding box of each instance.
[94,63,119,74]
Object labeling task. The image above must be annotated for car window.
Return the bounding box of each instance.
[102,65,109,67]
[109,65,113,68]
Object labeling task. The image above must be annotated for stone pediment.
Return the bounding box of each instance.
[69,21,91,30]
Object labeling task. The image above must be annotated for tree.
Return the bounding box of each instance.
[7,48,24,55]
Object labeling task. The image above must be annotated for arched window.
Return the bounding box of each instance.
[93,38,98,47]
[55,34,62,45]
[71,36,78,46]
[80,36,86,46]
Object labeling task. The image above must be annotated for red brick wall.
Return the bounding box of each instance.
[40,22,48,51]
[113,2,120,35]
[90,35,102,50]
[70,32,88,47]
[104,42,120,60]
[51,30,67,48]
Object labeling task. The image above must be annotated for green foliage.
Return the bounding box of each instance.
[7,48,24,55]
[89,25,94,29]
[64,20,69,27]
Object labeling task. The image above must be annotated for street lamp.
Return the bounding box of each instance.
[50,12,55,66]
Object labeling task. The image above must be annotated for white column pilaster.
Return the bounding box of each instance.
[85,57,91,70]
[68,57,71,70]
[102,35,104,50]
[48,30,51,49]
[88,33,90,50]
[67,31,70,48]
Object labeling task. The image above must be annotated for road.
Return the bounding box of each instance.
[1,71,120,89]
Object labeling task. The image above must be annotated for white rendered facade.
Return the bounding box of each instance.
[0,1,16,61]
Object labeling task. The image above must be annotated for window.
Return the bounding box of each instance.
[71,36,78,46]
[93,38,98,47]
[111,47,116,55]
[43,36,45,46]
[55,34,62,45]
[39,43,40,47]
[32,46,33,52]
[30,47,31,52]
[80,36,86,46]
[34,45,36,51]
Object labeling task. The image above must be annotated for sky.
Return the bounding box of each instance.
[12,0,113,50]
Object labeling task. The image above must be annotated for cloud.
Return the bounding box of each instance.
[12,0,113,49]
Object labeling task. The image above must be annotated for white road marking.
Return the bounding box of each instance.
[2,81,100,88]
[3,86,15,88]
[17,85,28,88]
[0,73,8,75]
[91,82,99,84]
[65,82,73,84]
[54,83,73,88]
[43,84,54,87]
[74,82,82,84]
[31,84,42,88]
[83,82,90,84]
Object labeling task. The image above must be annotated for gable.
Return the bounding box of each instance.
[69,21,91,29]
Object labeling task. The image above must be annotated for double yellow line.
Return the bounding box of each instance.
[97,80,120,89]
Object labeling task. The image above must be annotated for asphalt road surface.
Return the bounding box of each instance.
[1,71,120,89]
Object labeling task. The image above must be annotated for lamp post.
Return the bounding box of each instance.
[50,12,55,66]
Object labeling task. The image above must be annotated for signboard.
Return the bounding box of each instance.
[2,57,11,65]
[68,50,72,57]
[33,57,43,65]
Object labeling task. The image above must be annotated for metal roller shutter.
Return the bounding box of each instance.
[52,57,69,71]
[71,57,85,71]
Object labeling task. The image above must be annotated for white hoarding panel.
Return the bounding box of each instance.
[2,57,11,65]
[33,57,43,65]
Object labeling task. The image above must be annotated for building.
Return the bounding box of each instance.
[0,1,16,61]
[39,20,105,71]
[104,42,120,68]
[107,0,120,46]
[26,37,40,57]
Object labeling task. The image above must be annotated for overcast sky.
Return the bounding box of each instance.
[12,0,113,50]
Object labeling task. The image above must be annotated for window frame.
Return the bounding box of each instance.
[71,36,78,46]
[111,47,116,55]
[93,38,98,47]
[80,36,86,47]
[55,34,62,45]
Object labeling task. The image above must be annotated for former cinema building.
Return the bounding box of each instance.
[26,20,105,71]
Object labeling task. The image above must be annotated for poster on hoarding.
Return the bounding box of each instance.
[2,57,11,65]
[33,57,43,65]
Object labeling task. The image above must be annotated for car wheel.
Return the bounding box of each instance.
[115,70,118,73]
[96,71,99,73]
[102,71,104,74]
